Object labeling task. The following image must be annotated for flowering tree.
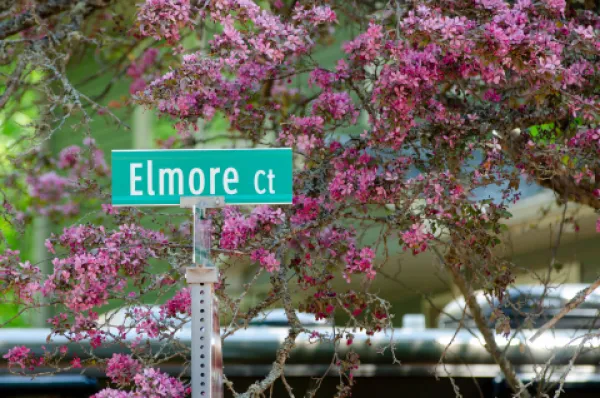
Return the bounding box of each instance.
[0,0,600,397]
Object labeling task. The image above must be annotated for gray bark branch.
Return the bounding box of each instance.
[433,246,532,398]
[0,0,108,40]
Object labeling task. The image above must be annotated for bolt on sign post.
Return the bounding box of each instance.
[111,148,293,398]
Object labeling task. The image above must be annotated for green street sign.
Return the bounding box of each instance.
[111,148,293,206]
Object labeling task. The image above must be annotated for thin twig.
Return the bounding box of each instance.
[530,277,600,342]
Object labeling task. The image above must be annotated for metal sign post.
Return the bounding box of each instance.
[181,196,224,398]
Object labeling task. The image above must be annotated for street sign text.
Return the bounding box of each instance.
[112,149,293,206]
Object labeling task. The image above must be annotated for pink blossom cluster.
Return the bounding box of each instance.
[132,0,600,324]
[133,368,187,397]
[141,1,337,135]
[106,354,143,386]
[43,224,168,313]
[308,63,350,90]
[128,49,159,95]
[317,227,377,281]
[160,288,191,318]
[137,0,191,44]
[312,91,358,123]
[343,247,376,281]
[279,116,325,154]
[419,172,465,208]
[290,195,322,226]
[335,2,600,154]
[209,1,336,65]
[3,346,33,370]
[400,223,432,255]
[25,139,108,217]
[94,366,186,398]
[567,129,600,152]
[250,248,281,272]
[291,5,337,25]
[219,205,285,251]
[49,311,106,348]
[132,307,161,338]
[343,23,384,63]
[329,148,386,203]
[26,172,73,211]
[58,138,109,177]
[0,250,42,305]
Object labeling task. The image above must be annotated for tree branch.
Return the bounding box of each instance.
[0,0,108,40]
[433,248,532,398]
[529,277,600,342]
[236,266,302,398]
[503,129,600,210]
[0,59,24,109]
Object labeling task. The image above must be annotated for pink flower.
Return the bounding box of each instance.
[161,288,191,317]
[92,389,133,398]
[42,224,167,313]
[44,239,56,254]
[137,0,192,44]
[129,78,146,95]
[343,23,383,63]
[101,204,118,215]
[483,89,501,103]
[3,346,31,369]
[106,354,143,386]
[312,91,358,122]
[83,137,96,146]
[538,55,562,75]
[71,357,82,369]
[251,249,281,273]
[543,0,566,14]
[343,246,376,281]
[293,5,337,24]
[134,368,186,397]
[57,146,81,169]
[291,195,321,225]
[401,223,431,255]
[279,116,324,154]
[27,172,70,202]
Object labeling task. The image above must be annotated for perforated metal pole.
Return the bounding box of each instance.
[182,197,224,398]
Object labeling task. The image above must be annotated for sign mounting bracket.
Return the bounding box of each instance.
[182,196,225,398]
